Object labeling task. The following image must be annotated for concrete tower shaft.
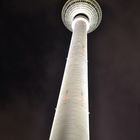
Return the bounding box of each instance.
[50,17,89,140]
[49,0,102,140]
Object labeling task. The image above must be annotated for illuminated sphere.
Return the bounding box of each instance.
[61,0,102,33]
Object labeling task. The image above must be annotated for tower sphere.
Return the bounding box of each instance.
[61,0,102,33]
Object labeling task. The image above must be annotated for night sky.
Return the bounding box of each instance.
[0,0,140,140]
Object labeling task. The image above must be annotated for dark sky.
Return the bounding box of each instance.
[0,0,140,140]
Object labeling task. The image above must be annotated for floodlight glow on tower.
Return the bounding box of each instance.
[49,0,102,139]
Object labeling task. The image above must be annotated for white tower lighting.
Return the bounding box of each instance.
[49,0,102,139]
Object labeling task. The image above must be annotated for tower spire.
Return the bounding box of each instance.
[49,0,102,139]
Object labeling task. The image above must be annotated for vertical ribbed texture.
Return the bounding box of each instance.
[49,19,89,140]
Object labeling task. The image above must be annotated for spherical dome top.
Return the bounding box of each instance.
[61,0,102,33]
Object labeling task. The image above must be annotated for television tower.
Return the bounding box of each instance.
[49,0,102,139]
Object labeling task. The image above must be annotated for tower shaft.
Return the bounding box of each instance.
[49,18,89,140]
